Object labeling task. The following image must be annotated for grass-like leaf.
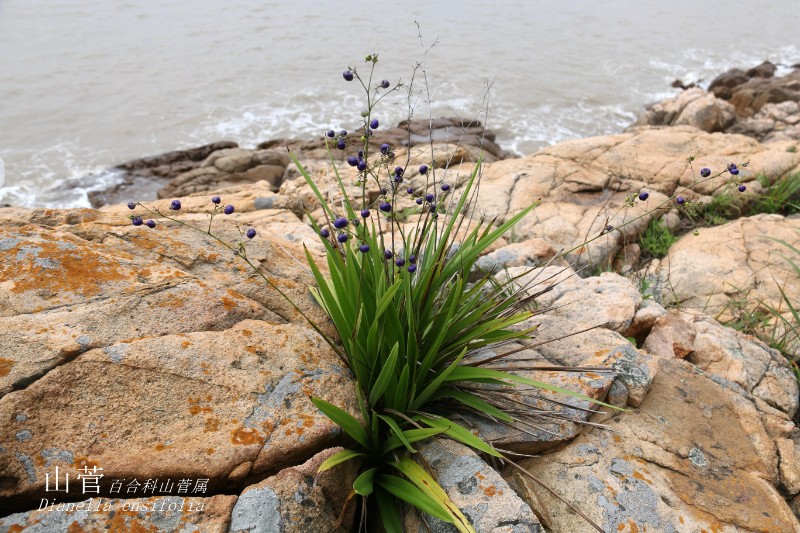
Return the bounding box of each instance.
[310,397,370,449]
[377,474,454,523]
[318,449,365,472]
[353,467,377,496]
[414,415,503,458]
[392,457,477,533]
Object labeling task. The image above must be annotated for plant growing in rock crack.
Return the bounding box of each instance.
[126,56,761,532]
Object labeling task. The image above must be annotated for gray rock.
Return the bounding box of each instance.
[231,448,358,533]
[404,440,543,533]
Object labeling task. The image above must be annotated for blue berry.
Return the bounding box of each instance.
[359,209,369,218]
[700,168,711,178]
[441,184,451,191]
[416,198,423,205]
[379,202,392,212]
[728,163,737,170]
[224,204,235,215]
[170,199,181,211]
[381,188,388,195]
[370,119,379,129]
[380,79,390,89]
[357,160,367,172]
[333,217,348,229]
[384,249,393,259]
[358,150,364,158]
[347,156,358,167]
[409,255,417,264]
[337,233,349,243]
[145,219,156,228]
[380,143,390,155]
[212,196,221,204]
[429,203,437,213]
[320,228,330,238]
[738,184,746,192]
[638,191,649,201]
[395,258,406,267]
[343,71,354,81]
[407,264,417,273]
[394,166,404,177]
[730,168,740,175]
[359,244,370,253]
[676,196,686,205]
[132,216,143,226]
[127,201,136,210]
[340,129,348,137]
[337,140,346,150]
[425,193,434,203]
[246,228,256,239]
[407,187,414,194]
[419,164,428,175]
[326,130,335,138]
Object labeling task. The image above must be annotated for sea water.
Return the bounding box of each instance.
[0,0,797,208]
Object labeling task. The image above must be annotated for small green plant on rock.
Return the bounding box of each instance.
[639,218,678,258]
[750,172,800,216]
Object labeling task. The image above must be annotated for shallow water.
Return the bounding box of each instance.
[0,0,797,207]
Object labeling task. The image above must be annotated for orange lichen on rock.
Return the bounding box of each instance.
[0,358,15,377]
[204,418,220,432]
[1,230,132,300]
[73,456,101,470]
[230,426,265,446]
[188,396,213,416]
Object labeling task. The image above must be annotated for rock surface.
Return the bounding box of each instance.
[87,117,512,209]
[230,447,358,533]
[0,319,356,509]
[467,126,799,268]
[510,356,800,533]
[635,63,800,144]
[649,214,800,355]
[403,440,543,532]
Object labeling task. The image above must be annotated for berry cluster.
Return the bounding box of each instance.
[631,163,747,211]
[127,196,256,241]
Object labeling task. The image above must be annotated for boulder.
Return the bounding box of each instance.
[230,447,358,533]
[403,440,544,532]
[509,357,800,533]
[87,141,239,208]
[652,214,800,355]
[460,126,799,269]
[633,87,736,132]
[507,266,642,334]
[0,320,357,509]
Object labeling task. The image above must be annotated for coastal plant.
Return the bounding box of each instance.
[638,218,678,258]
[681,171,800,228]
[750,172,800,216]
[126,57,760,532]
[286,56,622,531]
